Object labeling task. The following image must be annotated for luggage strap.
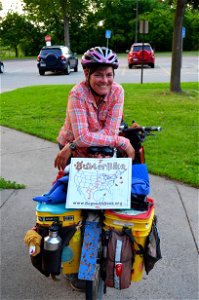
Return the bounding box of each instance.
[122,227,145,255]
[61,224,78,249]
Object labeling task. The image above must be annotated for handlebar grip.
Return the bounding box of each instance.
[143,126,162,132]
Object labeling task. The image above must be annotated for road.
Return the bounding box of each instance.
[1,55,198,93]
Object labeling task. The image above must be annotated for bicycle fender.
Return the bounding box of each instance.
[78,221,101,281]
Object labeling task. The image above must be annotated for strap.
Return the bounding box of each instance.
[60,222,82,249]
[61,226,77,249]
[114,239,123,289]
[122,227,145,255]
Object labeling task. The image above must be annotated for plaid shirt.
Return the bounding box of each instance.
[57,81,130,157]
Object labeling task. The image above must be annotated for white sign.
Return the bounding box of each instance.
[139,20,149,34]
[66,158,132,209]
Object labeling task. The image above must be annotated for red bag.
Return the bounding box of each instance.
[105,229,134,289]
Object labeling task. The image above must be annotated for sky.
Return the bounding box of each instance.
[0,0,23,17]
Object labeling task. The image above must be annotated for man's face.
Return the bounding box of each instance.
[87,66,114,96]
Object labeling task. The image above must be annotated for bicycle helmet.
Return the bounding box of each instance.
[81,46,119,69]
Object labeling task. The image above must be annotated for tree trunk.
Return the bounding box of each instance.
[64,15,70,47]
[170,0,186,93]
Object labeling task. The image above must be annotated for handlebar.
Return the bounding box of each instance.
[119,122,162,149]
[86,124,162,157]
[120,126,162,134]
[119,121,162,134]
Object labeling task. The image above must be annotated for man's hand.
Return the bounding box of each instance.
[54,144,72,170]
[125,143,135,160]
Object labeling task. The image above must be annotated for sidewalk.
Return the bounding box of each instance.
[1,125,198,300]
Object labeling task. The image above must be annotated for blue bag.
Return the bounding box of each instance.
[33,176,69,204]
[131,164,150,195]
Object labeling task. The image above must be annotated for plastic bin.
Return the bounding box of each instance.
[36,202,82,227]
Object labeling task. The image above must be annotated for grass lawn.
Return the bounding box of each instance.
[0,177,25,189]
[1,83,198,187]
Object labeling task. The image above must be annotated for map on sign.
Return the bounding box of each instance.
[66,158,132,209]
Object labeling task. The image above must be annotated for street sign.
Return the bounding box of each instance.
[105,30,111,39]
[182,27,186,39]
[139,20,149,34]
[45,35,51,46]
[45,35,51,42]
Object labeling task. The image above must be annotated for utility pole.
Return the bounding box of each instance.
[139,20,149,84]
[105,30,111,49]
[135,0,139,42]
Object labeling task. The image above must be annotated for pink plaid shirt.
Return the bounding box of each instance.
[57,81,130,157]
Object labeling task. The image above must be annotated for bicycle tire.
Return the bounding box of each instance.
[85,265,101,300]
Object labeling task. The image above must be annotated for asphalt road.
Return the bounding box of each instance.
[1,55,198,93]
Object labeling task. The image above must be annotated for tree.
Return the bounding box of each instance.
[22,0,93,47]
[184,8,199,50]
[1,0,198,55]
[170,0,187,93]
[0,12,43,56]
[80,0,159,52]
[141,7,173,51]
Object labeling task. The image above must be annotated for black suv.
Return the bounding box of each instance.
[0,61,4,73]
[37,46,78,75]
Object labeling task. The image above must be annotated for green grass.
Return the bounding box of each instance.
[154,51,198,57]
[0,83,198,187]
[0,177,26,189]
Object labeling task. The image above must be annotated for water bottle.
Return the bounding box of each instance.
[44,225,62,251]
[42,224,62,275]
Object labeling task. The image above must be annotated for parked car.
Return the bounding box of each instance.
[127,43,155,69]
[37,45,78,75]
[0,61,4,73]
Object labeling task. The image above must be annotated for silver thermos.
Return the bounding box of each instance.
[44,225,62,251]
[43,224,62,275]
